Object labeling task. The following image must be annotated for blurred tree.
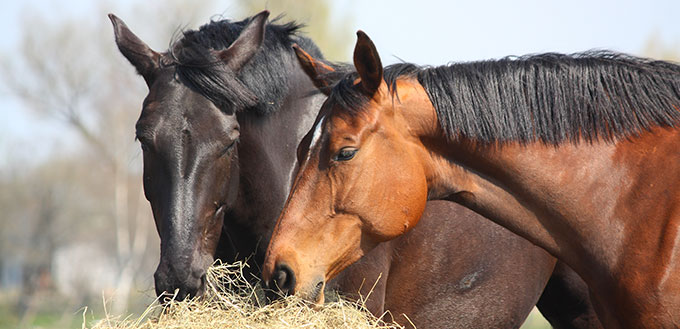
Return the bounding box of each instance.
[234,0,354,61]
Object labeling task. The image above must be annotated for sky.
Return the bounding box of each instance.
[1,0,680,165]
[344,0,680,64]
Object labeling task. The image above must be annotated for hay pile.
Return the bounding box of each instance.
[88,261,404,329]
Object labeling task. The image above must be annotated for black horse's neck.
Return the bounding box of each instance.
[229,63,326,251]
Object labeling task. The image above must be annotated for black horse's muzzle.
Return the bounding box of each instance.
[154,262,207,302]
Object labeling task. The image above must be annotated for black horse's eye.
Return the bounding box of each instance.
[220,139,239,157]
[136,133,154,153]
[333,147,358,161]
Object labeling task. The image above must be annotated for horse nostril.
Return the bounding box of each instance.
[271,263,296,295]
[310,280,325,302]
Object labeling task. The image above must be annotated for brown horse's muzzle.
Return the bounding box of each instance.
[264,260,326,305]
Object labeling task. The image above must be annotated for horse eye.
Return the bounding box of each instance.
[333,147,358,161]
[220,139,239,157]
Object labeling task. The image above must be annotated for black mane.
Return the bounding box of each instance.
[165,15,325,115]
[330,51,680,144]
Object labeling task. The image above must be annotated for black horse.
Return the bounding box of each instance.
[110,11,601,328]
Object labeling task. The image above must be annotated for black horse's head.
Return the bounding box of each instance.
[109,11,269,300]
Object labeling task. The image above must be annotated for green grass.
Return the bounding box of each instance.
[0,293,83,329]
[0,303,19,329]
[0,290,154,329]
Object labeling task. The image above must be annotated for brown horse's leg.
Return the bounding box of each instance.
[536,261,603,329]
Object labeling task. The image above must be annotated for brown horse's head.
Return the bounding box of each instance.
[263,32,437,303]
[110,12,268,300]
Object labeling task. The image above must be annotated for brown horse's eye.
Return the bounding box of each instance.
[333,147,358,161]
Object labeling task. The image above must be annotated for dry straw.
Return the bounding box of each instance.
[86,261,405,329]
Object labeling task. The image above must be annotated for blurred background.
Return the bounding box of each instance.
[0,0,678,328]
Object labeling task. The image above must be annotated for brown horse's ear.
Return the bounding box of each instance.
[215,10,269,72]
[293,44,336,95]
[353,30,383,95]
[108,13,160,86]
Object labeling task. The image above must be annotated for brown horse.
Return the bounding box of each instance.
[263,31,680,328]
[111,11,600,327]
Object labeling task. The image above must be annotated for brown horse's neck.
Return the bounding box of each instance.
[387,72,680,326]
[414,100,680,324]
[400,78,680,290]
[432,141,621,271]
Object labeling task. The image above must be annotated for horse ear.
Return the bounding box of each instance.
[293,44,335,95]
[108,14,160,86]
[353,30,383,95]
[215,10,269,72]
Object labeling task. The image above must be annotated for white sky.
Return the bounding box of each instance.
[2,0,680,165]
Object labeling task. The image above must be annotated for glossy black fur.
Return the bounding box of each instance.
[168,17,324,115]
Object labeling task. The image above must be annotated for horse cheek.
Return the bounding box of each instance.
[401,164,429,233]
[370,160,428,240]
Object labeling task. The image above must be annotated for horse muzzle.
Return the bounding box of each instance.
[264,261,325,305]
[154,260,207,302]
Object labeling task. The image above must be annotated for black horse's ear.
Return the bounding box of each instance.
[353,30,383,95]
[215,10,269,72]
[109,13,160,86]
[293,44,335,95]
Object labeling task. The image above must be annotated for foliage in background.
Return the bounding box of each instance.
[642,33,680,62]
[234,0,353,61]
